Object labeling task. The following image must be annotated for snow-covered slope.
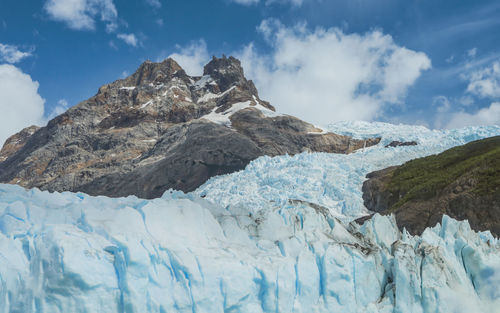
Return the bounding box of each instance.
[1,122,500,313]
[196,121,500,221]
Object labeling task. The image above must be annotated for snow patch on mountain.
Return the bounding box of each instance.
[193,75,216,90]
[201,99,280,127]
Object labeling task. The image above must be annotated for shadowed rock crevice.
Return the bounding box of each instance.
[0,56,380,199]
[384,141,417,148]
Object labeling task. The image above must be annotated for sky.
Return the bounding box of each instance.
[1,0,500,145]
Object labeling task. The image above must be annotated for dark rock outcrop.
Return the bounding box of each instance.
[230,109,381,155]
[0,56,380,199]
[362,136,500,236]
[384,141,417,148]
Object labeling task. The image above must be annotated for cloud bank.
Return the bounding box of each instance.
[145,0,161,9]
[445,102,500,128]
[0,44,32,64]
[0,65,46,147]
[44,0,118,31]
[433,58,500,128]
[117,33,138,47]
[166,21,431,125]
[230,0,259,5]
[466,61,500,98]
[167,40,209,76]
[230,0,303,6]
[237,20,431,124]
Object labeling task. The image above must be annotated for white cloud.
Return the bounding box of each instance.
[105,22,118,33]
[44,0,118,31]
[431,95,499,128]
[467,47,477,58]
[236,20,431,124]
[117,33,138,47]
[266,0,303,6]
[432,95,451,113]
[146,0,161,8]
[162,21,430,125]
[230,0,303,5]
[446,102,500,129]
[165,22,430,124]
[0,43,32,64]
[379,46,432,103]
[47,99,70,120]
[459,95,474,106]
[0,64,46,147]
[167,40,209,76]
[466,61,500,98]
[433,57,500,129]
[230,0,259,5]
[108,40,118,50]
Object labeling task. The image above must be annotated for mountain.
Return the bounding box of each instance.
[1,122,500,313]
[0,56,379,199]
[362,136,500,236]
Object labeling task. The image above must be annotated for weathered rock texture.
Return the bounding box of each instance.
[0,56,380,199]
[362,136,500,236]
[0,126,40,163]
[384,141,417,148]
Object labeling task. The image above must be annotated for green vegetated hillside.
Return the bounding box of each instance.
[362,136,500,236]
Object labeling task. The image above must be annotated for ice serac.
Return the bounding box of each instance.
[0,56,379,199]
[0,188,499,312]
[1,122,500,313]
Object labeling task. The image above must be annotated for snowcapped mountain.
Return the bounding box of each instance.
[1,121,499,313]
[0,56,379,199]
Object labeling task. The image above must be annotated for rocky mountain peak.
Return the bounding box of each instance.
[0,125,40,163]
[203,55,258,94]
[0,55,381,199]
[204,55,243,78]
[122,57,186,87]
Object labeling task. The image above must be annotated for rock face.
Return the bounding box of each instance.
[0,125,40,163]
[384,140,417,148]
[362,136,500,236]
[0,56,380,199]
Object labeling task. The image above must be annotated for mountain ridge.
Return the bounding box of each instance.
[0,56,380,198]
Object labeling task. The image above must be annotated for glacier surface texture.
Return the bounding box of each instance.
[1,121,500,313]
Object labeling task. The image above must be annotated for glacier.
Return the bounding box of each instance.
[1,121,500,313]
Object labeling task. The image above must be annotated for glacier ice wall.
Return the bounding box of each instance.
[1,121,500,313]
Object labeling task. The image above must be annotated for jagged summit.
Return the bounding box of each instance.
[0,56,380,198]
[121,57,186,87]
[203,55,258,94]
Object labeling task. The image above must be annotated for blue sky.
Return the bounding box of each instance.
[1,0,500,144]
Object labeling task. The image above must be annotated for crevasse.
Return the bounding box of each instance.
[0,121,499,313]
